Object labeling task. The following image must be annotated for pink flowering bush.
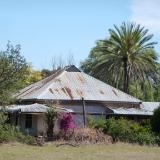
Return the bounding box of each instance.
[60,113,76,136]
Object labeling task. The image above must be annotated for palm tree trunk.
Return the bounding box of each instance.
[123,59,129,93]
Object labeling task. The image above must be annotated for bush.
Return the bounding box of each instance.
[60,113,76,137]
[0,112,36,145]
[89,117,159,145]
[16,133,36,145]
[45,107,58,137]
[151,106,160,133]
[0,123,36,144]
[88,117,106,130]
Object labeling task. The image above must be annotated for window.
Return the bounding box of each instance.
[25,114,32,128]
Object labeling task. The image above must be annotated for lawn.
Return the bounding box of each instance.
[0,143,160,160]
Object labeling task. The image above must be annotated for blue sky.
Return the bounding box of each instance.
[0,0,159,69]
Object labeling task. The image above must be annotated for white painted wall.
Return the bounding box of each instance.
[37,114,47,136]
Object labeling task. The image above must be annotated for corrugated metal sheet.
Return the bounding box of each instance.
[105,102,160,116]
[108,107,153,116]
[5,103,73,113]
[8,103,49,113]
[141,102,160,112]
[15,66,140,103]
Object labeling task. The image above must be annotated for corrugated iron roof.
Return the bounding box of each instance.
[141,102,160,112]
[105,102,160,116]
[2,103,73,113]
[15,65,141,103]
[108,107,153,116]
[7,103,49,113]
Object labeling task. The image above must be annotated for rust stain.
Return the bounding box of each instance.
[112,89,118,96]
[61,88,67,95]
[100,90,104,94]
[49,88,54,94]
[64,87,74,99]
[77,74,86,84]
[55,89,60,94]
[76,89,84,97]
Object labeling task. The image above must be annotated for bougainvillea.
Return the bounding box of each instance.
[60,113,76,134]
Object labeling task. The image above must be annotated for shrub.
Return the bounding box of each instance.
[0,124,36,144]
[60,113,76,137]
[0,112,8,124]
[16,133,36,145]
[45,107,58,137]
[0,112,36,145]
[88,117,106,130]
[151,106,160,133]
[89,117,159,145]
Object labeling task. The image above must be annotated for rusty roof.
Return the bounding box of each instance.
[15,65,141,103]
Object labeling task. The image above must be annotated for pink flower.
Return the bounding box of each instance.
[60,113,76,133]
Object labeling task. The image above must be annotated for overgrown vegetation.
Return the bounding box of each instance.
[151,106,160,133]
[45,107,58,137]
[60,113,76,136]
[0,112,36,144]
[89,117,160,145]
[0,43,29,105]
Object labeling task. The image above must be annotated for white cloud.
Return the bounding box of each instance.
[130,0,160,33]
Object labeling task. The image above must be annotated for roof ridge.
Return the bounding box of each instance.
[15,68,65,98]
[64,65,81,72]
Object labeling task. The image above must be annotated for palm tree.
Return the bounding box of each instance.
[91,22,158,93]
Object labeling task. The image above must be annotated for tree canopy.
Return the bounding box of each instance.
[81,22,159,101]
[0,43,29,105]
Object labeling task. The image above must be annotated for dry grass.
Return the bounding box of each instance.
[0,142,160,160]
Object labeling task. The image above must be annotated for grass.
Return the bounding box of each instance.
[0,142,160,160]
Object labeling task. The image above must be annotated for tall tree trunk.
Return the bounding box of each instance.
[123,58,129,93]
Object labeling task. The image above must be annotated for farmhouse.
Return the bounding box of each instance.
[3,65,160,136]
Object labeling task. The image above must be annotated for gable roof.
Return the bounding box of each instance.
[15,65,141,103]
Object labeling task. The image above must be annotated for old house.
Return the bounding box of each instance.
[3,65,160,136]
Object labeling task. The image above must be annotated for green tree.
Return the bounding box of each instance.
[81,22,158,94]
[45,107,58,137]
[41,69,53,79]
[151,106,160,133]
[24,67,42,85]
[0,43,29,105]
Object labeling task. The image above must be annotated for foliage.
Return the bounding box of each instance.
[0,112,8,125]
[0,42,29,105]
[0,124,36,144]
[24,67,42,85]
[60,113,76,135]
[41,69,53,79]
[81,22,159,101]
[88,117,106,130]
[45,107,58,137]
[89,117,160,145]
[0,112,36,144]
[151,106,160,133]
